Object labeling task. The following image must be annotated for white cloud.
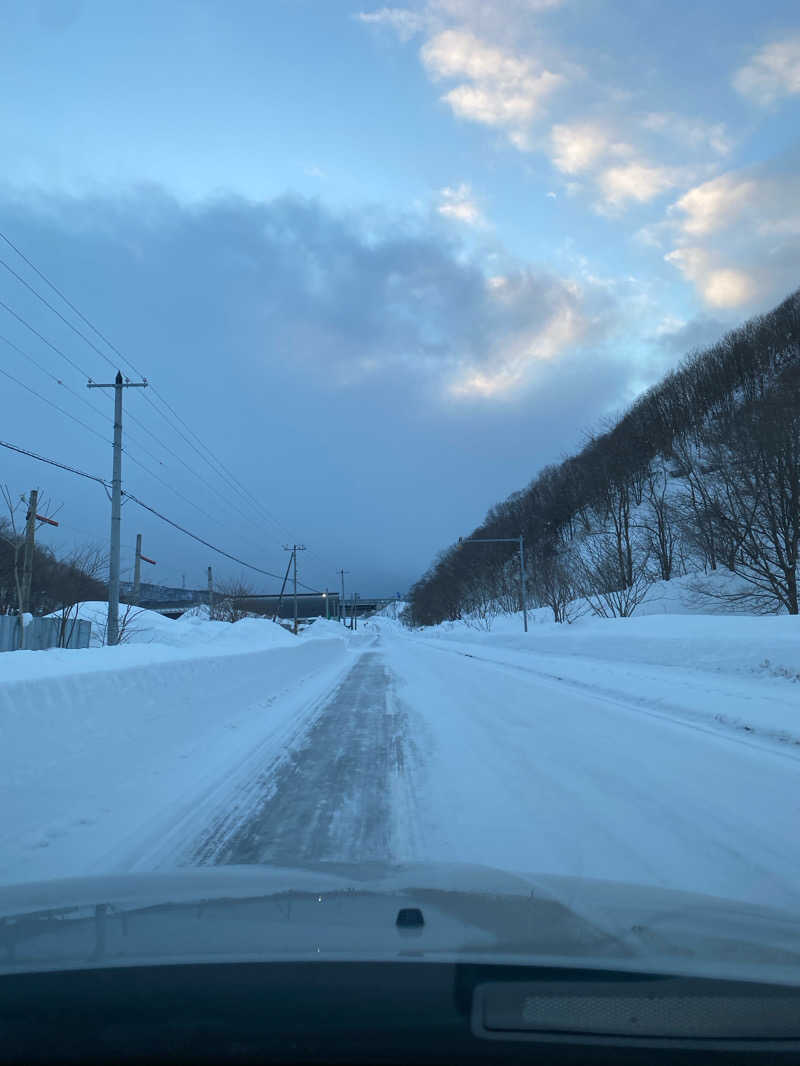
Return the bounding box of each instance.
[640,112,733,156]
[550,123,609,174]
[733,36,800,105]
[596,161,676,210]
[450,269,615,398]
[663,163,800,309]
[354,7,430,40]
[665,248,756,309]
[421,29,564,145]
[437,183,485,225]
[670,173,759,236]
[451,302,582,396]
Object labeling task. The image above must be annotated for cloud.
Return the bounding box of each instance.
[359,2,730,196]
[651,312,731,356]
[550,123,611,174]
[449,269,612,396]
[436,183,485,225]
[665,248,756,309]
[670,173,759,236]
[421,28,563,143]
[639,112,733,156]
[596,161,676,210]
[354,7,430,41]
[0,187,636,593]
[733,36,800,105]
[663,159,800,309]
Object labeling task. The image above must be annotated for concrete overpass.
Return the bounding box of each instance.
[127,587,399,622]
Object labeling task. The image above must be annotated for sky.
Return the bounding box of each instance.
[0,0,798,597]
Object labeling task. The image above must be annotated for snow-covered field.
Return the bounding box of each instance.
[1,598,799,914]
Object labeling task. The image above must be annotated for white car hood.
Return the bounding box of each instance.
[1,861,800,987]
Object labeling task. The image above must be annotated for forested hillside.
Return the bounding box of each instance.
[407,287,800,626]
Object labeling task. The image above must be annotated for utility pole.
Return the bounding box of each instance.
[337,569,348,625]
[132,534,156,605]
[207,566,214,619]
[274,554,292,623]
[283,545,306,634]
[88,371,147,645]
[324,588,329,620]
[353,592,359,631]
[21,488,38,619]
[19,489,58,650]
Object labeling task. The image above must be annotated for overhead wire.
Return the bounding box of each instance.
[0,228,335,585]
[0,436,323,592]
[0,364,112,446]
[0,231,302,545]
[0,303,279,564]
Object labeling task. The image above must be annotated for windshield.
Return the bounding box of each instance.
[1,0,799,983]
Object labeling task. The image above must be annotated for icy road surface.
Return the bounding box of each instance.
[187,627,800,910]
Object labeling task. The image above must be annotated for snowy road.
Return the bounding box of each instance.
[189,625,800,910]
[191,647,424,866]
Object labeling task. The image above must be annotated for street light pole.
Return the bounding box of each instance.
[458,534,529,633]
[519,533,528,633]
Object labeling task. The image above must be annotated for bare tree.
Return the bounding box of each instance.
[706,390,800,613]
[531,541,586,623]
[460,575,501,631]
[215,578,255,623]
[578,534,653,618]
[640,465,679,582]
[53,546,108,648]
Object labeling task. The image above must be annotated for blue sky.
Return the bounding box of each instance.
[0,0,798,594]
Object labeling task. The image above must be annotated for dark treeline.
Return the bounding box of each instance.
[406,286,800,627]
[0,520,106,617]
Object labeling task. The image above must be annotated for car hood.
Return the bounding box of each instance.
[1,862,800,986]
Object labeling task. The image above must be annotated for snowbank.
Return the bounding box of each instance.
[0,606,361,886]
[395,572,800,751]
[422,607,800,683]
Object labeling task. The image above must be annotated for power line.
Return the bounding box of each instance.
[0,232,299,544]
[0,436,322,591]
[0,227,149,380]
[0,329,186,479]
[0,437,108,485]
[0,366,111,445]
[0,295,91,378]
[0,253,120,376]
[0,228,335,580]
[0,314,285,566]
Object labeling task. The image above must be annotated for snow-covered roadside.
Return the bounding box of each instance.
[395,610,800,750]
[0,611,360,886]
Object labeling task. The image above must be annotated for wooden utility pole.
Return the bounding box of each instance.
[207,566,214,619]
[21,488,38,618]
[88,371,147,645]
[18,489,58,649]
[274,554,292,623]
[283,544,306,634]
[337,568,348,625]
[132,534,156,605]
